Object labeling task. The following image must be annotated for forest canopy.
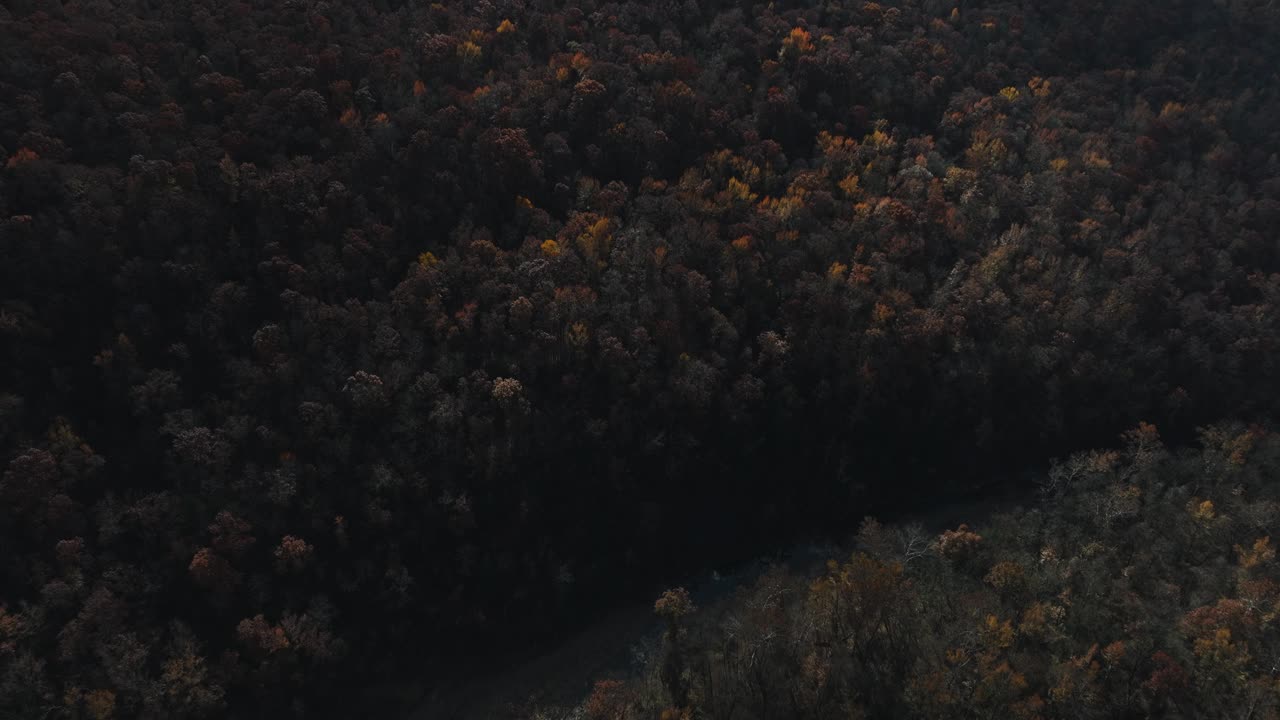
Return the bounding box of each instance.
[3,0,1280,717]
[596,423,1280,719]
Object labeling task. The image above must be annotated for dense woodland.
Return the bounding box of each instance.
[2,0,1280,717]
[591,423,1280,719]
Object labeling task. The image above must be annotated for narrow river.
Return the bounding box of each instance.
[408,482,1034,719]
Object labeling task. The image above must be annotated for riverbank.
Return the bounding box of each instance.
[408,480,1034,718]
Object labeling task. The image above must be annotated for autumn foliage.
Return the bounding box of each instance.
[601,425,1280,719]
[3,0,1280,717]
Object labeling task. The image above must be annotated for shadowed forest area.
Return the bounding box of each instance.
[3,0,1280,717]
[579,424,1280,719]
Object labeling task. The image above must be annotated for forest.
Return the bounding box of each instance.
[2,0,1279,717]
[589,422,1280,719]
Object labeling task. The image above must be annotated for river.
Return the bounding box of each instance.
[406,479,1034,719]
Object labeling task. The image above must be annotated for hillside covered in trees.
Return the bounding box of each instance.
[586,423,1280,720]
[2,0,1280,717]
